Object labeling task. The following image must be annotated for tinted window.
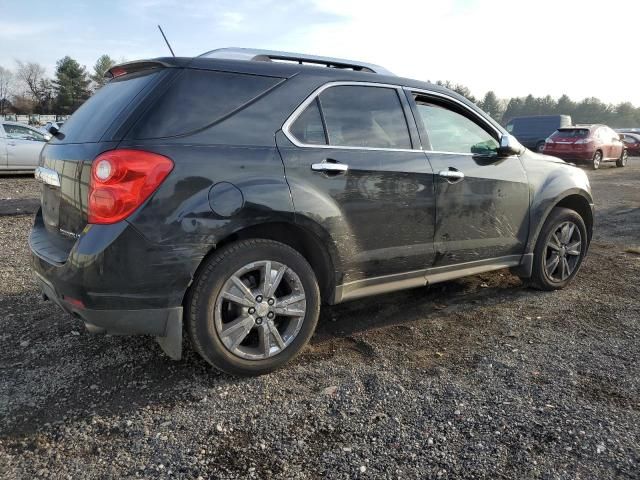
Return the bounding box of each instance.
[319,86,411,149]
[290,99,327,145]
[551,129,589,138]
[132,69,281,139]
[60,69,161,143]
[623,135,637,144]
[3,124,45,141]
[415,103,499,154]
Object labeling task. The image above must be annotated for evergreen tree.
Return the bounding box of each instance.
[479,91,504,121]
[53,56,90,114]
[91,54,116,89]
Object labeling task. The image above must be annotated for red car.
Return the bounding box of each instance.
[542,124,628,169]
[621,132,640,157]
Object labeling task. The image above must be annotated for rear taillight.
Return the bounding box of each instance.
[88,149,173,224]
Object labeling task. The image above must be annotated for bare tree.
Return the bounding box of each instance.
[0,66,13,115]
[15,60,48,112]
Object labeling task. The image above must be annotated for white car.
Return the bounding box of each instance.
[0,121,50,172]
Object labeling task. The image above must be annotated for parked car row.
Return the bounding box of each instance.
[506,114,638,169]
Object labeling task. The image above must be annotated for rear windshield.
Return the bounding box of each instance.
[58,69,161,143]
[129,69,282,139]
[551,129,589,138]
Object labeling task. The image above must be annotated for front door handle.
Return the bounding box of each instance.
[438,169,465,183]
[311,160,349,174]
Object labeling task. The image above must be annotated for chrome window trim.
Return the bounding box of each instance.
[406,86,504,139]
[282,81,421,153]
[282,81,507,156]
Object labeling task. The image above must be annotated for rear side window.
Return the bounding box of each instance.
[320,86,411,149]
[289,99,327,145]
[59,69,161,143]
[131,69,281,139]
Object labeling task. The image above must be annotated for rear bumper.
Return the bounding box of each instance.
[541,149,594,161]
[35,270,183,359]
[29,208,209,359]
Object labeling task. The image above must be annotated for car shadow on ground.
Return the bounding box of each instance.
[1,269,532,438]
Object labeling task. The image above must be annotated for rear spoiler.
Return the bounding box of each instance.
[106,58,190,79]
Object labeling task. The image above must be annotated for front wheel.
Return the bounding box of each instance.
[187,239,320,376]
[528,207,588,291]
[592,150,602,169]
[616,149,628,167]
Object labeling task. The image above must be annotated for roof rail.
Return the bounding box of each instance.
[198,47,394,76]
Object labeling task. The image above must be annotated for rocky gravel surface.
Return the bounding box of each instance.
[0,160,639,479]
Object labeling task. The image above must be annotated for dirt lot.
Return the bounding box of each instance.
[1,160,639,479]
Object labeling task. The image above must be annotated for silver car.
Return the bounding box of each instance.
[0,121,50,172]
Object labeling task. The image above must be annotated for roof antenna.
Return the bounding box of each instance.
[157,25,176,57]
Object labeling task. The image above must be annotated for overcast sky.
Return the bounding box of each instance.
[1,0,637,105]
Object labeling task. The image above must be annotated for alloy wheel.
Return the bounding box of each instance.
[214,260,307,360]
[593,151,602,169]
[544,221,583,282]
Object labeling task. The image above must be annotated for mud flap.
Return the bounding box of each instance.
[156,307,183,360]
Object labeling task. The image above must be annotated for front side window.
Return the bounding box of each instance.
[3,124,45,141]
[318,85,411,149]
[414,102,499,155]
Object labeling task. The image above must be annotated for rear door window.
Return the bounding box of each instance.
[318,85,412,149]
[130,69,282,139]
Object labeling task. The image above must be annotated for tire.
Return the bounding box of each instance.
[616,149,628,167]
[592,150,602,169]
[536,142,545,153]
[187,239,320,376]
[528,207,588,291]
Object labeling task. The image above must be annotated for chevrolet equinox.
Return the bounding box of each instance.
[30,48,594,376]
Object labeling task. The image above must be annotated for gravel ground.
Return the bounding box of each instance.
[0,159,639,479]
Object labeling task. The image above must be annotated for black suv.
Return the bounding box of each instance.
[31,48,594,376]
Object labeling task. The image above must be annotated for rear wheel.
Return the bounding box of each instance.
[616,149,628,167]
[528,207,588,291]
[187,239,320,376]
[536,142,545,153]
[592,150,602,169]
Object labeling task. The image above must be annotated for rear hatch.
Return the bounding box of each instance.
[35,64,170,261]
[546,128,590,151]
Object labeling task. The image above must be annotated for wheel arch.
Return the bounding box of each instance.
[184,221,339,306]
[527,189,594,255]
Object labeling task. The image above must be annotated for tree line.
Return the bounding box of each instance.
[435,81,639,128]
[0,55,118,117]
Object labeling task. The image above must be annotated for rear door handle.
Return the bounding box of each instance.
[311,160,349,174]
[438,169,465,183]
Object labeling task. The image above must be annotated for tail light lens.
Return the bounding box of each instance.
[88,149,173,224]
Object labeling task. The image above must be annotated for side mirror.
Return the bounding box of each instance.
[46,123,60,136]
[497,134,524,156]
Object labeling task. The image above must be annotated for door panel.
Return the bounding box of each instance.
[0,126,7,168]
[7,139,44,168]
[426,152,530,265]
[277,132,436,282]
